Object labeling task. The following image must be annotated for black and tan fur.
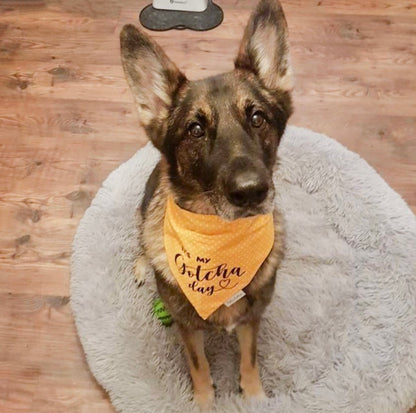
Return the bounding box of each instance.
[120,0,293,409]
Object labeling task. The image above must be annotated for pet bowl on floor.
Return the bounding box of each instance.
[71,126,416,413]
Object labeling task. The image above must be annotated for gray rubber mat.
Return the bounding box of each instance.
[139,1,223,31]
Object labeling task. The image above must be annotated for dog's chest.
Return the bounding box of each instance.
[141,190,283,329]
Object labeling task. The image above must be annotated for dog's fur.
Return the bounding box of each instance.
[120,0,293,409]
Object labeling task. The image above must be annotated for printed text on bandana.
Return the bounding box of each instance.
[175,247,246,297]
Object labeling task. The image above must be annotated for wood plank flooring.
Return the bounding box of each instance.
[0,0,415,411]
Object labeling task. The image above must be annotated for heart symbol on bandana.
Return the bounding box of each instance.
[219,279,231,289]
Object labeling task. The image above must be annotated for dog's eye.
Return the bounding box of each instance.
[250,111,265,128]
[189,122,205,138]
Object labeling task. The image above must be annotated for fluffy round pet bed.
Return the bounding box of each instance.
[71,126,416,413]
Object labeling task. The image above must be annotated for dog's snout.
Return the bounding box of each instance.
[226,170,269,208]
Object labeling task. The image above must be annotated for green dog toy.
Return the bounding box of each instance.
[153,298,173,327]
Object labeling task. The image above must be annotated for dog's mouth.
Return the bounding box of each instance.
[172,184,275,221]
[235,209,267,218]
[219,203,273,221]
[209,189,275,221]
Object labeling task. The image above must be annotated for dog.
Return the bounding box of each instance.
[120,0,293,409]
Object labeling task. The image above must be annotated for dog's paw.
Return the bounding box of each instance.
[194,386,215,411]
[134,255,149,287]
[239,373,266,401]
[243,387,267,402]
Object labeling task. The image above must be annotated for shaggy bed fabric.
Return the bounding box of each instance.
[71,126,416,413]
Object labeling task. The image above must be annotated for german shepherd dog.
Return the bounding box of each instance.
[120,0,293,409]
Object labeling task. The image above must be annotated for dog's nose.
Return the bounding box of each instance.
[226,171,269,207]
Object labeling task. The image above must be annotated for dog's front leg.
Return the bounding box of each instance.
[179,327,214,411]
[236,321,266,400]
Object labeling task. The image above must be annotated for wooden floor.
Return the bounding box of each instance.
[0,0,415,411]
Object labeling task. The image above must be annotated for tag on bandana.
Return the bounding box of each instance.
[164,196,274,320]
[224,290,246,307]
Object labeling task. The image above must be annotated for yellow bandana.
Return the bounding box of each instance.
[164,196,274,320]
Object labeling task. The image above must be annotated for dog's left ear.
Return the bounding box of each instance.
[235,0,293,92]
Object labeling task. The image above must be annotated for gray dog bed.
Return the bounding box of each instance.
[71,126,416,413]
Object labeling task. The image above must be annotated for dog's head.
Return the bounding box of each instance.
[121,0,293,220]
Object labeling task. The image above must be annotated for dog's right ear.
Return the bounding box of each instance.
[120,25,187,150]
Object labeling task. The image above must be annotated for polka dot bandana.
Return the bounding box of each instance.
[164,196,274,320]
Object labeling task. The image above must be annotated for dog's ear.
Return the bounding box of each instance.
[235,0,293,92]
[120,25,187,150]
